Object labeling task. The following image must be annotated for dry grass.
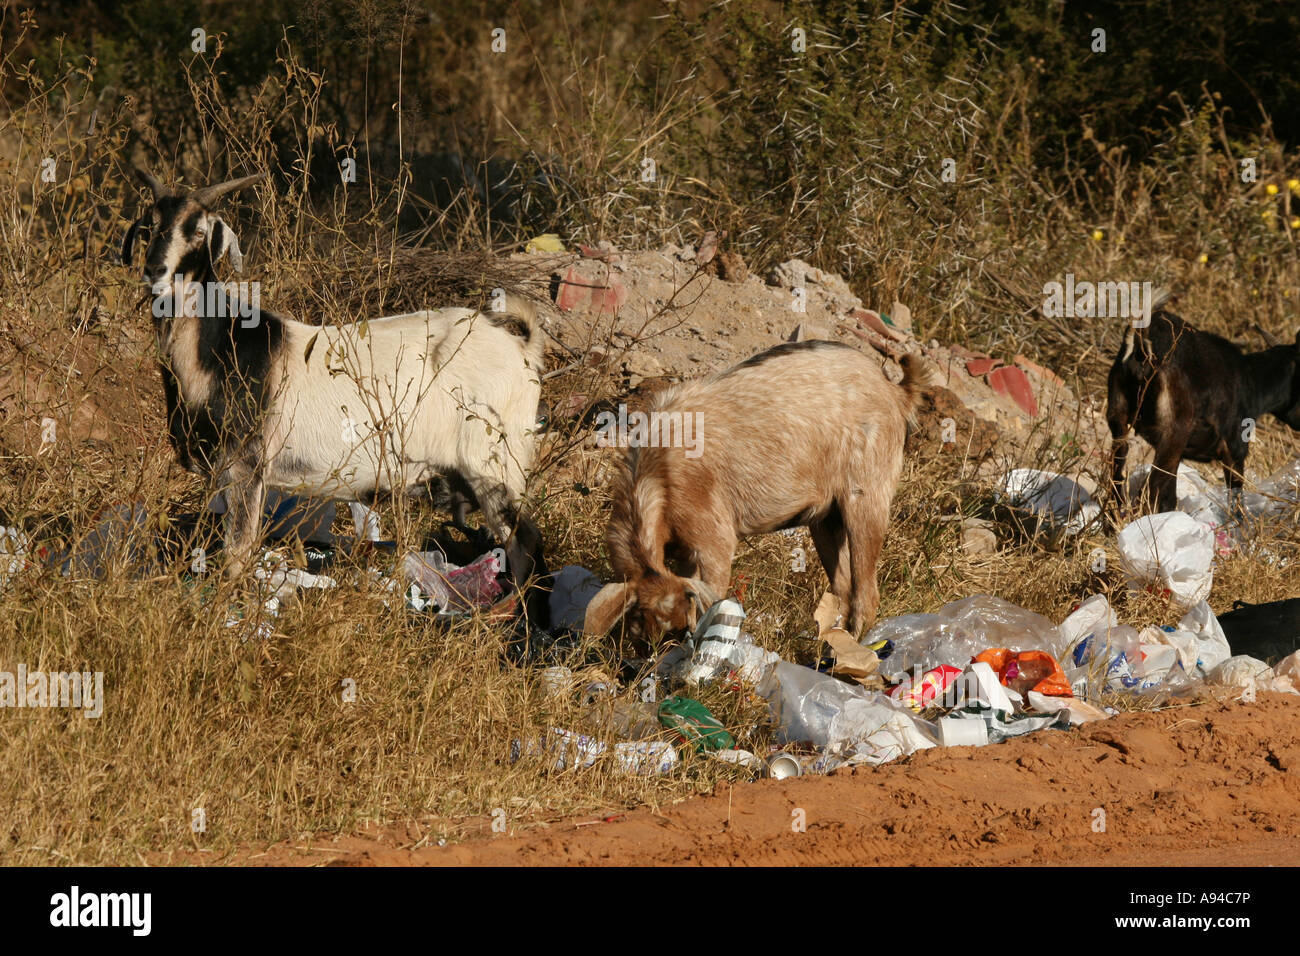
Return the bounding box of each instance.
[3,13,1300,865]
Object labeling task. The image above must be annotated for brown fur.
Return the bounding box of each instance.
[591,342,928,641]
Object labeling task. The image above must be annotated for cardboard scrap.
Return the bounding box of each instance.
[815,591,882,689]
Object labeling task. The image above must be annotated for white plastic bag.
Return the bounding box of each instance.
[1177,600,1232,675]
[1058,594,1119,653]
[835,697,936,765]
[1116,512,1215,610]
[758,661,874,748]
[1272,651,1300,695]
[1209,655,1274,692]
[999,468,1101,535]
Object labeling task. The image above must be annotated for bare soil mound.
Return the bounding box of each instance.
[240,694,1300,867]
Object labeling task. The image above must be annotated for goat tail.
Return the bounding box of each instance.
[897,352,934,412]
[487,293,541,343]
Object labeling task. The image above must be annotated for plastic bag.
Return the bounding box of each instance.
[758,660,876,749]
[999,468,1100,535]
[867,595,1066,678]
[1272,651,1300,695]
[833,696,936,765]
[548,565,605,632]
[401,550,503,613]
[511,728,678,774]
[1209,655,1275,692]
[60,503,155,578]
[657,695,734,752]
[253,554,338,603]
[1116,512,1215,610]
[1058,594,1119,652]
[1178,600,1232,675]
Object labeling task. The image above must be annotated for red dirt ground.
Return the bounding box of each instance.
[237,693,1300,866]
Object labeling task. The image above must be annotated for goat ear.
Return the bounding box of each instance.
[1294,330,1300,349]
[683,577,720,614]
[208,217,244,273]
[122,216,149,265]
[583,582,634,637]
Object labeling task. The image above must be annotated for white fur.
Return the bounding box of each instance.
[259,306,544,508]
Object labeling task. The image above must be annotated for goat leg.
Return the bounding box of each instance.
[1105,370,1133,526]
[809,513,852,628]
[220,466,266,578]
[843,499,885,637]
[1221,448,1248,525]
[1147,434,1188,514]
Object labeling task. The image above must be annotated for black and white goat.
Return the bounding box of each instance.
[121,168,548,591]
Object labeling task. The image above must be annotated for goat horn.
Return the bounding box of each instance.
[1255,323,1284,348]
[133,165,167,199]
[192,171,267,206]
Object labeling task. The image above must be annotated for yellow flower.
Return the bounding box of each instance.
[1091,229,1104,241]
[1289,179,1300,193]
[1267,183,1279,195]
[1292,218,1300,229]
[1262,208,1274,219]
[1197,253,1208,264]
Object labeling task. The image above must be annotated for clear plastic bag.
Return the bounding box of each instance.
[866,595,1066,679]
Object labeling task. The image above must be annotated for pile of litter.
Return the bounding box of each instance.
[510,557,1299,780]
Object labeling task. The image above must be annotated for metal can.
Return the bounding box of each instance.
[766,753,803,779]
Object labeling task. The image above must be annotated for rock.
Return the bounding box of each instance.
[714,250,748,283]
[788,321,830,342]
[962,521,998,556]
[767,259,853,296]
[987,365,1039,417]
[624,351,665,379]
[695,230,720,266]
[889,300,913,333]
[554,264,628,315]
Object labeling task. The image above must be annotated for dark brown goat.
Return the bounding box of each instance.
[1107,309,1300,514]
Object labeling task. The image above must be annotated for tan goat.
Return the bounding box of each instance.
[585,340,928,642]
